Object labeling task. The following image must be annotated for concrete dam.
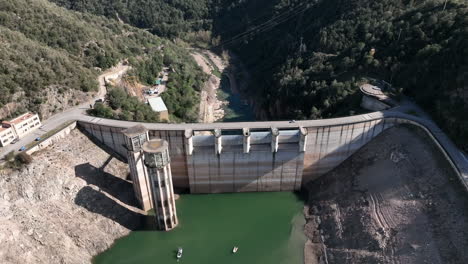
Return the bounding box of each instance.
[79,114,385,193]
[78,110,468,197]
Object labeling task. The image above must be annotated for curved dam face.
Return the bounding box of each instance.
[77,112,404,193]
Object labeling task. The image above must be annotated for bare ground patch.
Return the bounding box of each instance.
[304,125,468,264]
[0,129,142,264]
[192,51,226,123]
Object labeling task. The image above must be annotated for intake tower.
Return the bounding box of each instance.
[142,139,178,231]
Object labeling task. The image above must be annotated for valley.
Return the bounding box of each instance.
[0,1,467,264]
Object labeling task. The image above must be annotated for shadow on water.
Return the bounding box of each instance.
[294,189,309,203]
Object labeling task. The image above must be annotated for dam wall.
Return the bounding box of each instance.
[77,113,401,193]
[186,129,306,193]
[302,118,395,184]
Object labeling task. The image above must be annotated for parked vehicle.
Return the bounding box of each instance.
[35,137,41,141]
[11,139,19,144]
[19,146,26,151]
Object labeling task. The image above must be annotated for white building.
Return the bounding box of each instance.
[0,113,41,146]
[0,126,16,147]
[147,97,169,121]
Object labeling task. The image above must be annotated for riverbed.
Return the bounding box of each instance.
[94,192,306,264]
[192,49,255,123]
[217,73,255,122]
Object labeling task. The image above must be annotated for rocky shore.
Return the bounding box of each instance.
[304,126,468,264]
[0,129,143,263]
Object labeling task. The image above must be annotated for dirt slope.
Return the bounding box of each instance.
[191,51,226,123]
[0,129,142,264]
[304,126,468,264]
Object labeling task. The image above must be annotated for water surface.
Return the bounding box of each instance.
[217,74,255,122]
[94,192,305,264]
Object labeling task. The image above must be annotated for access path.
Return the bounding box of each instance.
[0,64,129,159]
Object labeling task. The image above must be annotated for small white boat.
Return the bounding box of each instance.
[232,246,239,253]
[177,247,183,259]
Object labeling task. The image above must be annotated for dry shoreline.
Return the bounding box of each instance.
[191,50,227,123]
[0,130,141,263]
[304,126,468,264]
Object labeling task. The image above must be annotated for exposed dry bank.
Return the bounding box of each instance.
[192,50,227,123]
[0,130,142,263]
[304,126,468,264]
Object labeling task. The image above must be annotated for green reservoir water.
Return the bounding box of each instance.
[94,192,306,264]
[218,74,255,122]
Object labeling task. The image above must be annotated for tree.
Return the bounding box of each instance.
[91,103,114,119]
[16,152,33,165]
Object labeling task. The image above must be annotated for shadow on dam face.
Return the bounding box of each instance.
[77,116,417,193]
[187,147,304,193]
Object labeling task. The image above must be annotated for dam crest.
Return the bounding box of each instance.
[76,110,468,215]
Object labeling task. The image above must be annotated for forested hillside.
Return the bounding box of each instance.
[211,0,468,150]
[5,0,468,150]
[49,0,467,150]
[0,0,204,121]
[127,48,206,122]
[50,0,212,42]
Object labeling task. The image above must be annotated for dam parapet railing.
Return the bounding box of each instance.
[75,111,468,194]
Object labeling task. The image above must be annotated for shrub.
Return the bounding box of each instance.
[5,151,15,162]
[16,153,33,165]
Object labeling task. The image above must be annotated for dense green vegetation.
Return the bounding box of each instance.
[161,69,203,122]
[0,0,160,116]
[0,0,204,122]
[0,26,97,113]
[91,46,206,122]
[210,0,468,150]
[3,0,468,150]
[50,0,212,40]
[89,87,160,122]
[127,48,207,122]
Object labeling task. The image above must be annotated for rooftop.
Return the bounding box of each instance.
[360,83,386,98]
[359,83,398,106]
[148,97,168,112]
[142,139,168,153]
[2,112,37,125]
[122,124,148,137]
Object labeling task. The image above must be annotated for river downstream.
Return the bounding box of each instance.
[192,49,255,123]
[94,192,305,264]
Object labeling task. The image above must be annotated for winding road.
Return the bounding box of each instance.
[0,63,130,160]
